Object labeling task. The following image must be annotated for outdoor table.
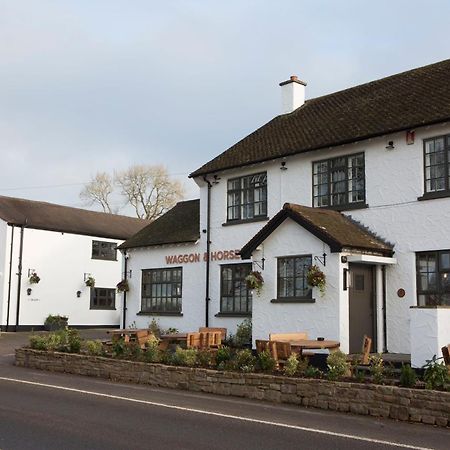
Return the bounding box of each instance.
[289,339,340,356]
[107,329,151,347]
[159,333,188,350]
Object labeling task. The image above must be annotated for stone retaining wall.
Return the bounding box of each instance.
[15,348,449,427]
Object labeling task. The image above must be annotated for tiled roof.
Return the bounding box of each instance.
[191,59,450,177]
[240,203,394,258]
[119,199,200,249]
[0,196,148,240]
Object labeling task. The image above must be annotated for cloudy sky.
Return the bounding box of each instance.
[1,0,450,213]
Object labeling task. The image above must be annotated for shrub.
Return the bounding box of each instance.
[234,319,252,348]
[29,329,81,353]
[122,342,142,360]
[29,334,48,350]
[369,354,385,384]
[399,364,417,388]
[196,349,215,368]
[327,351,350,381]
[171,347,197,367]
[305,365,322,378]
[283,354,299,376]
[423,355,450,391]
[148,318,162,337]
[112,338,127,357]
[143,337,161,363]
[234,349,256,372]
[216,346,232,366]
[257,349,276,372]
[296,356,309,375]
[84,340,104,356]
[44,314,68,331]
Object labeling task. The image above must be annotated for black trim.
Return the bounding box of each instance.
[137,311,184,316]
[222,216,269,226]
[214,312,252,318]
[90,287,116,310]
[2,324,120,332]
[418,191,450,201]
[320,203,368,212]
[271,298,316,303]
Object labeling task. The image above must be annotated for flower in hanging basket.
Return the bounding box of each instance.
[85,276,96,288]
[307,265,326,296]
[245,270,264,296]
[29,272,40,284]
[116,279,129,293]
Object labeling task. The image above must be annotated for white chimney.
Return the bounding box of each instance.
[279,75,307,114]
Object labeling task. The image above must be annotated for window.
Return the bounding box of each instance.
[92,241,117,261]
[227,172,267,221]
[220,264,252,314]
[416,250,450,306]
[141,268,182,313]
[423,135,450,195]
[277,255,312,300]
[313,153,365,208]
[90,288,116,310]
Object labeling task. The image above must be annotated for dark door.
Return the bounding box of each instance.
[349,264,375,354]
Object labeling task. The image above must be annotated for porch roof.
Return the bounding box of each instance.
[239,203,394,258]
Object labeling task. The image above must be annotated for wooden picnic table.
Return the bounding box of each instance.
[289,339,340,356]
[159,333,188,350]
[107,329,152,347]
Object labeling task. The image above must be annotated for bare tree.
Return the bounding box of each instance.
[80,165,184,220]
[115,165,184,220]
[80,172,114,213]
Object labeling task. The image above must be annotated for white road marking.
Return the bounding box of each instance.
[0,376,434,450]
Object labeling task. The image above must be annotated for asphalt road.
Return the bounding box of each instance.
[0,332,448,450]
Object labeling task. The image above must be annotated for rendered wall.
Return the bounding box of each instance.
[1,227,123,327]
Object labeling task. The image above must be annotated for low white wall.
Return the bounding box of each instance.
[410,307,450,368]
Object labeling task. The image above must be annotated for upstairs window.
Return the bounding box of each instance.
[416,250,450,306]
[313,153,365,208]
[424,135,450,195]
[92,241,117,261]
[141,268,182,313]
[227,172,267,222]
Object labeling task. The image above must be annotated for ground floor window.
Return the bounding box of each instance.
[220,263,252,314]
[141,267,182,313]
[416,250,450,306]
[90,288,116,310]
[277,255,312,300]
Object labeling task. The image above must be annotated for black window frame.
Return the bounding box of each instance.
[141,267,183,314]
[220,263,252,315]
[276,255,313,302]
[416,250,450,307]
[422,134,450,198]
[226,172,267,222]
[90,287,116,310]
[312,153,366,210]
[92,240,117,261]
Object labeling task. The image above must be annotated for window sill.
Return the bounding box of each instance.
[90,307,117,311]
[318,203,368,212]
[410,305,450,309]
[222,216,269,227]
[418,191,450,201]
[215,312,252,318]
[271,297,315,304]
[137,311,183,316]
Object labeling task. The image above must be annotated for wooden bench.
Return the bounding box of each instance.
[256,339,292,369]
[199,327,227,340]
[269,332,308,342]
[187,331,222,350]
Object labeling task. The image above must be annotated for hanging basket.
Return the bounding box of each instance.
[85,276,96,288]
[29,272,41,284]
[116,279,129,293]
[245,270,264,296]
[307,265,326,296]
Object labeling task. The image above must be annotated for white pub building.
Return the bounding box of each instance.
[121,59,450,367]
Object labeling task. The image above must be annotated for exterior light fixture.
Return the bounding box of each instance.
[386,141,395,150]
[76,290,82,298]
[280,161,288,171]
[27,288,32,296]
[212,175,221,185]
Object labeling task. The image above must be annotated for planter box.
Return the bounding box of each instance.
[15,348,449,427]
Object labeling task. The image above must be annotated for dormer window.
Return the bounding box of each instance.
[313,153,365,209]
[227,172,267,222]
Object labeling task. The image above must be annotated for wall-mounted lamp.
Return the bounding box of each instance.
[343,268,352,291]
[280,161,288,171]
[123,269,132,279]
[27,288,32,296]
[27,268,36,277]
[212,175,221,185]
[76,290,82,298]
[385,141,395,150]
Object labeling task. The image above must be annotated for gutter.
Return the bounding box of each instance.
[203,176,212,327]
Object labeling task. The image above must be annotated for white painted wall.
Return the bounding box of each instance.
[410,307,450,367]
[0,224,124,328]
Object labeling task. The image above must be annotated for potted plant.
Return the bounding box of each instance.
[307,265,326,296]
[44,314,68,331]
[85,275,95,288]
[116,279,129,293]
[29,272,40,284]
[245,271,264,296]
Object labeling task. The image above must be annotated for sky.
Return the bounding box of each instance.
[1,0,450,213]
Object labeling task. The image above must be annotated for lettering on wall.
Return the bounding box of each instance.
[165,249,241,265]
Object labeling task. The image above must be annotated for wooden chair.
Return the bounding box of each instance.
[255,339,270,353]
[442,344,450,374]
[361,335,372,365]
[199,327,227,340]
[186,332,202,349]
[199,331,222,349]
[269,332,308,342]
[270,341,292,369]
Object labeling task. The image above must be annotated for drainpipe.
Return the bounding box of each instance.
[203,176,212,327]
[5,225,15,332]
[122,252,128,329]
[15,225,25,332]
[382,265,387,353]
